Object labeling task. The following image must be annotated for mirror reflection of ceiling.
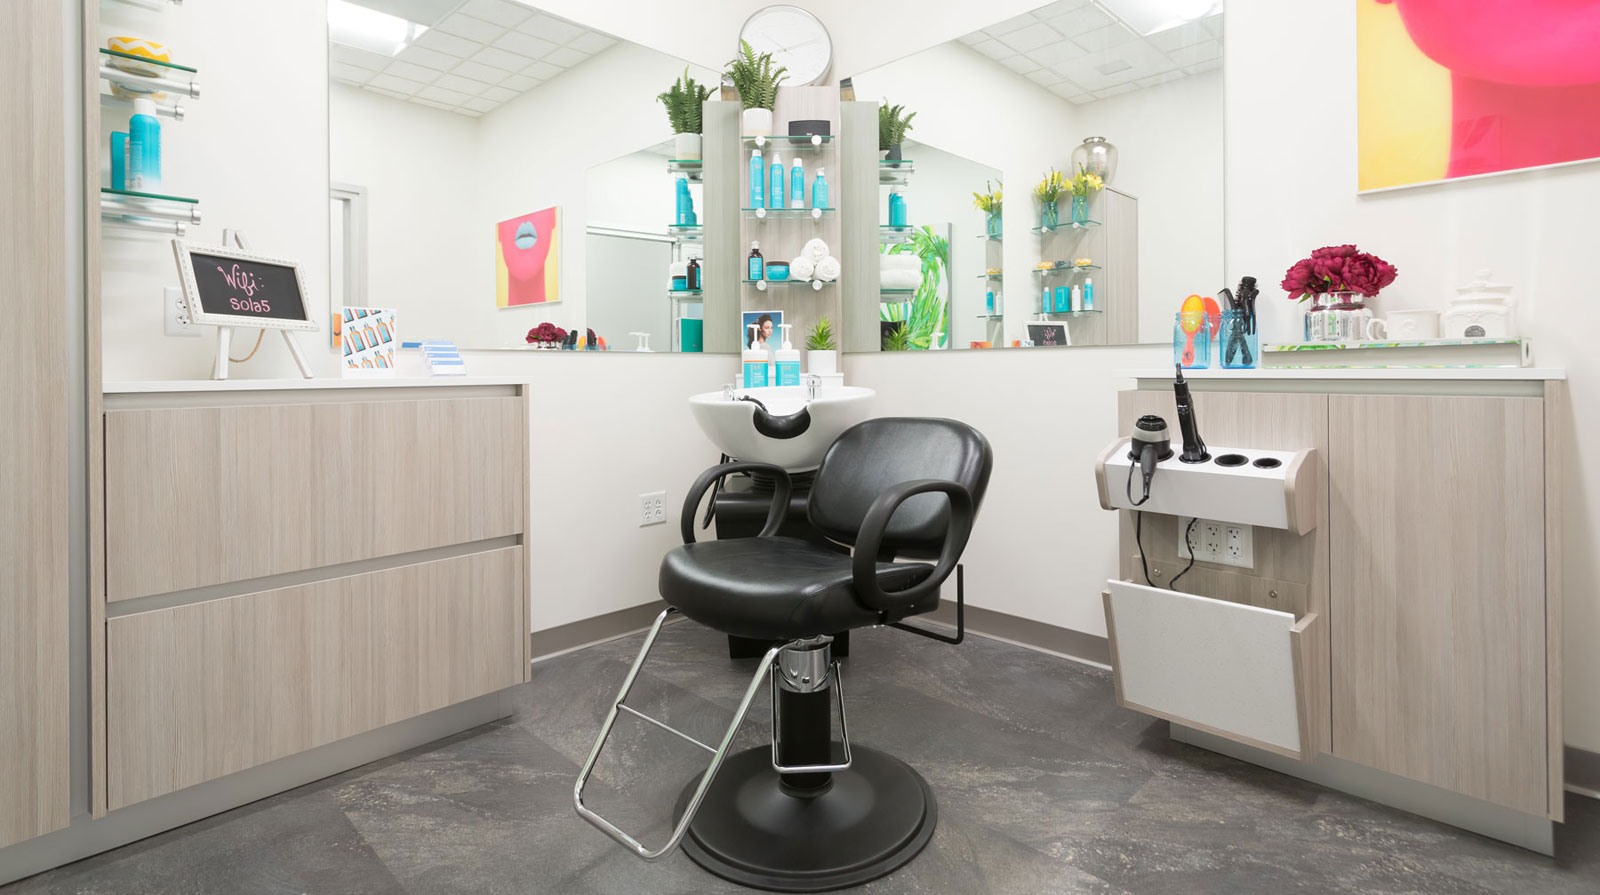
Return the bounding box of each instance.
[330,0,617,118]
[959,0,1221,104]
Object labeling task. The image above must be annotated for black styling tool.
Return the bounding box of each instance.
[1126,414,1172,506]
[1174,365,1209,463]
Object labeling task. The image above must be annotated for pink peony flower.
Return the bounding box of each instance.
[1282,245,1398,300]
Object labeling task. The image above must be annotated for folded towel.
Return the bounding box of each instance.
[879,254,920,272]
[802,238,829,263]
[879,269,921,289]
[816,255,842,282]
[789,256,816,280]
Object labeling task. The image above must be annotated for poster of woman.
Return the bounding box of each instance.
[1358,0,1600,191]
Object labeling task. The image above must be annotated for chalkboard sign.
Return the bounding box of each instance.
[171,240,318,331]
[1027,323,1072,347]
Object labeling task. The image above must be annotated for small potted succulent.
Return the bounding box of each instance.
[878,102,916,161]
[725,40,787,136]
[806,315,837,375]
[972,180,1002,239]
[1034,168,1065,230]
[657,67,713,161]
[525,322,567,349]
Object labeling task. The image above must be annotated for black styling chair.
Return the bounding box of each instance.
[574,418,992,891]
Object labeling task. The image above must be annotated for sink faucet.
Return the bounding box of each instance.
[804,374,821,401]
[723,383,738,401]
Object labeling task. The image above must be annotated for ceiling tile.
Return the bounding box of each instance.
[493,31,558,58]
[983,12,1038,38]
[1051,39,1169,92]
[499,73,538,91]
[1025,67,1065,87]
[518,11,586,43]
[470,46,530,72]
[331,61,375,84]
[457,0,531,27]
[1066,93,1096,104]
[464,96,500,113]
[1031,0,1092,16]
[1166,39,1221,68]
[480,85,518,102]
[998,24,1063,55]
[1185,58,1222,74]
[331,44,392,71]
[1146,21,1209,54]
[1094,83,1137,99]
[382,60,441,84]
[1029,38,1086,69]
[433,72,490,95]
[368,72,427,95]
[1202,11,1224,37]
[411,29,480,58]
[957,31,985,46]
[999,54,1041,75]
[522,60,563,80]
[1047,81,1077,98]
[418,84,472,105]
[968,38,1012,60]
[410,97,458,113]
[396,45,458,71]
[1040,4,1112,37]
[433,13,504,44]
[567,32,615,55]
[544,46,589,67]
[1073,23,1138,54]
[1137,69,1186,88]
[364,86,411,100]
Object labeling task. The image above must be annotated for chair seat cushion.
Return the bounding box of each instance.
[659,537,936,641]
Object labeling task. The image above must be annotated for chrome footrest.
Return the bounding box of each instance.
[769,659,853,774]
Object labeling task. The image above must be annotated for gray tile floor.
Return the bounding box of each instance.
[8,621,1599,894]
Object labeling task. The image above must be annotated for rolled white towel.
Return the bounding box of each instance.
[880,254,920,272]
[879,269,921,289]
[789,256,816,280]
[816,255,842,282]
[802,238,830,263]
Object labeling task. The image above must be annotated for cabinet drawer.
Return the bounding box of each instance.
[1104,580,1324,760]
[105,396,526,600]
[107,547,523,810]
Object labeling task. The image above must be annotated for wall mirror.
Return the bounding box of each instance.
[327,0,726,352]
[848,0,1224,351]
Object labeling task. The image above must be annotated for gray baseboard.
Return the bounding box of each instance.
[925,601,1111,667]
[1568,746,1600,798]
[529,601,668,662]
[0,691,513,888]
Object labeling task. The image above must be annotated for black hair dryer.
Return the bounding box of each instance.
[1174,365,1209,463]
[1127,414,1171,505]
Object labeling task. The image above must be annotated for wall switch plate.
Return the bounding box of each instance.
[639,491,666,526]
[1177,516,1254,569]
[164,286,199,337]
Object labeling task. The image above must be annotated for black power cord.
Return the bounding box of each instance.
[1168,517,1200,591]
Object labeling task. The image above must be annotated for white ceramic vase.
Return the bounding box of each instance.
[742,107,773,136]
[673,133,702,161]
[807,349,837,376]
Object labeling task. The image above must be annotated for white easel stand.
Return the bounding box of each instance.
[210,229,314,381]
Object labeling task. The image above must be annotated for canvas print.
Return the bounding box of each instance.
[1359,0,1600,192]
[340,306,396,376]
[496,207,560,307]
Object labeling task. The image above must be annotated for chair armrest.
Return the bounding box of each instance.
[679,461,793,544]
[851,479,975,615]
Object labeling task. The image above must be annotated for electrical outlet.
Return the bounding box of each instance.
[639,491,666,526]
[1177,516,1254,569]
[164,286,199,337]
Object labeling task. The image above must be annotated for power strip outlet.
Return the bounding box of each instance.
[164,286,200,337]
[1176,516,1254,569]
[638,491,666,527]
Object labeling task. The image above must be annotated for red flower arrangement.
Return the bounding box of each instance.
[1281,245,1398,301]
[526,322,568,345]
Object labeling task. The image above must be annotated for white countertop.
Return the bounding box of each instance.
[1119,367,1567,382]
[103,376,529,393]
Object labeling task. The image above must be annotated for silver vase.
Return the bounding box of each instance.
[1071,136,1118,184]
[1303,292,1371,342]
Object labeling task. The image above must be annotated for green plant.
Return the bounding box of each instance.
[724,40,787,111]
[878,102,916,151]
[883,325,912,351]
[972,179,1002,214]
[656,68,713,135]
[1069,164,1104,198]
[1034,168,1066,203]
[881,224,950,350]
[805,316,836,351]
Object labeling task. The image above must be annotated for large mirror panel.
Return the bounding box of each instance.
[852,0,1223,350]
[328,0,724,351]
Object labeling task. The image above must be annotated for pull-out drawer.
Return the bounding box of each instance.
[1103,580,1326,760]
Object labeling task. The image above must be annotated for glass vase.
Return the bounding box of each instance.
[1040,200,1058,230]
[1071,136,1118,184]
[986,210,1002,239]
[1302,292,1369,342]
[1071,195,1089,225]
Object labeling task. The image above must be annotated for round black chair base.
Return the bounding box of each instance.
[673,745,937,893]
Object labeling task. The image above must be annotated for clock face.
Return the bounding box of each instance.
[740,6,833,87]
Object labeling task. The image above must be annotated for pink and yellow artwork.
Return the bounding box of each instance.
[495,207,560,307]
[1359,0,1600,191]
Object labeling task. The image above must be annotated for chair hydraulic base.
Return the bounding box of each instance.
[673,745,937,893]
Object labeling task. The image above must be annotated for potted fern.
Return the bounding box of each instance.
[725,40,787,136]
[806,315,837,375]
[879,102,916,161]
[657,68,713,161]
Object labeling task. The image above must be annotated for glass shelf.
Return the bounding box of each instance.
[879,288,917,296]
[976,273,1002,279]
[666,224,703,242]
[1032,264,1101,274]
[744,278,828,292]
[976,314,1004,320]
[667,290,703,300]
[743,134,831,149]
[880,225,916,244]
[1032,220,1100,234]
[100,187,200,235]
[976,234,1002,242]
[103,187,196,204]
[103,0,181,8]
[880,160,914,185]
[1038,309,1103,317]
[742,206,830,220]
[99,48,200,99]
[667,160,703,182]
[100,92,184,120]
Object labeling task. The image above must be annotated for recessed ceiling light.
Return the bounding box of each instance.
[329,0,428,57]
[1097,0,1222,36]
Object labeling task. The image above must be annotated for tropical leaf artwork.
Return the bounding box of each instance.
[879,225,951,349]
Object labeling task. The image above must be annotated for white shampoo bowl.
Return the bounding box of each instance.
[688,386,877,471]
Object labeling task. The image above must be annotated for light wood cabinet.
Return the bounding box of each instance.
[107,547,524,809]
[1328,394,1551,817]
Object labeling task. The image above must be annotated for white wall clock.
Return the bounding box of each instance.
[739,6,833,87]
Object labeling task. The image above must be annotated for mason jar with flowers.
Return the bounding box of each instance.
[1281,245,1399,342]
[1067,164,1103,225]
[525,322,568,349]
